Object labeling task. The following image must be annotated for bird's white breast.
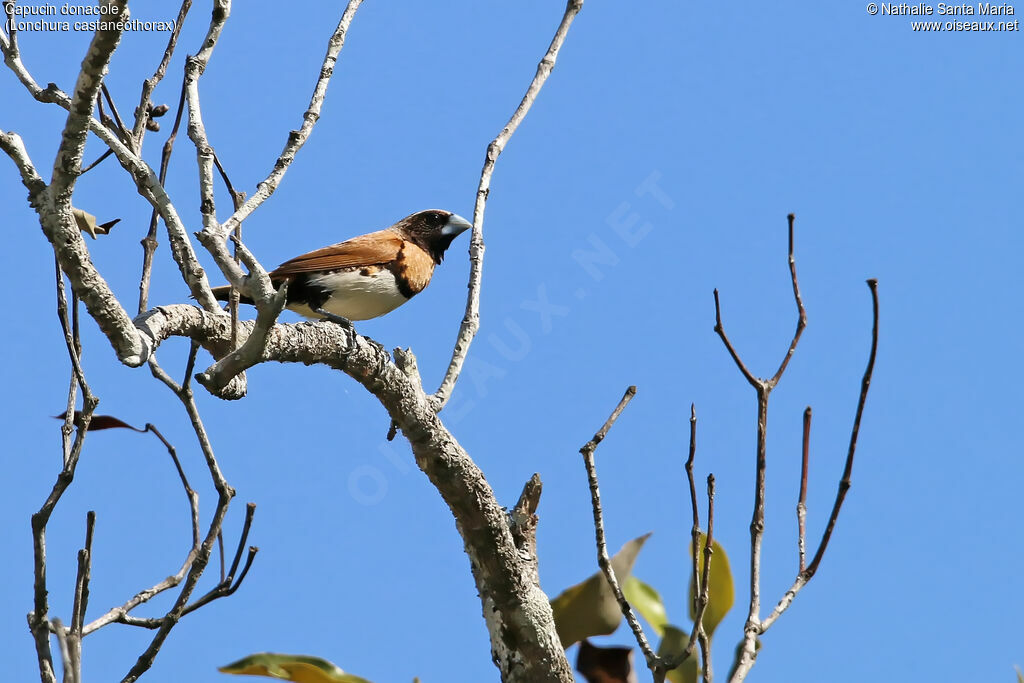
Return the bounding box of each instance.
[291,268,410,321]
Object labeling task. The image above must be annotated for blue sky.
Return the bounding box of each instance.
[2,2,1022,681]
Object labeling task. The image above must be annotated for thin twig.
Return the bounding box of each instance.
[580,387,658,667]
[80,148,114,175]
[685,403,701,615]
[55,259,88,401]
[180,503,258,615]
[797,407,811,573]
[581,386,637,456]
[695,475,715,683]
[712,289,759,388]
[131,0,193,145]
[55,258,82,465]
[215,0,364,238]
[149,422,202,549]
[713,215,808,681]
[119,364,240,681]
[30,389,97,683]
[802,279,879,579]
[195,281,289,394]
[769,214,807,384]
[213,151,246,348]
[80,417,202,636]
[67,511,94,683]
[433,0,584,409]
[52,619,72,683]
[217,533,226,583]
[100,83,130,143]
[726,235,879,683]
[30,255,99,683]
[138,77,188,315]
[756,280,879,637]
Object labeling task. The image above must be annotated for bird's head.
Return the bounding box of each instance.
[394,209,472,264]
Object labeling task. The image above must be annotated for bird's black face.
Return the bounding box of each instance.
[398,209,472,264]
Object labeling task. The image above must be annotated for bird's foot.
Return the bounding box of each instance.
[313,308,354,329]
[314,308,358,354]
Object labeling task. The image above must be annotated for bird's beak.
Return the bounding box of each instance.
[441,213,473,237]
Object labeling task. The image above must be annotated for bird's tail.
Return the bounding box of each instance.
[210,285,255,305]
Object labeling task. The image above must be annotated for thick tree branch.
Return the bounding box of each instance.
[49,0,127,199]
[131,303,573,681]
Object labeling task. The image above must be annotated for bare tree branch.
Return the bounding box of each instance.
[214,0,363,238]
[8,1,597,679]
[579,387,659,667]
[713,215,808,682]
[753,281,879,640]
[48,0,127,199]
[802,279,878,578]
[29,289,98,683]
[723,225,879,682]
[131,0,193,145]
[131,302,574,681]
[797,407,811,573]
[66,511,94,683]
[685,403,701,615]
[138,78,188,315]
[769,214,807,384]
[51,619,72,683]
[695,475,715,683]
[684,408,714,682]
[432,0,585,408]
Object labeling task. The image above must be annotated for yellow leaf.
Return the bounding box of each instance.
[688,534,734,638]
[218,653,373,683]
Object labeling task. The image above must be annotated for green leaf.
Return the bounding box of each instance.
[622,575,668,638]
[657,625,700,683]
[550,533,652,648]
[688,533,734,638]
[218,653,373,683]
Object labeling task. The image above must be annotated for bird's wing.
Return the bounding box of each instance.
[269,230,404,277]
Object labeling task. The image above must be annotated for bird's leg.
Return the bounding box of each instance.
[311,309,388,358]
[314,308,358,355]
[313,308,354,330]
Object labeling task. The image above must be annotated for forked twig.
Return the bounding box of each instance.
[713,215,806,678]
[756,279,878,639]
[717,218,879,682]
[580,387,711,680]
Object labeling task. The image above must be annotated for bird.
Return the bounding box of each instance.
[210,209,472,325]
